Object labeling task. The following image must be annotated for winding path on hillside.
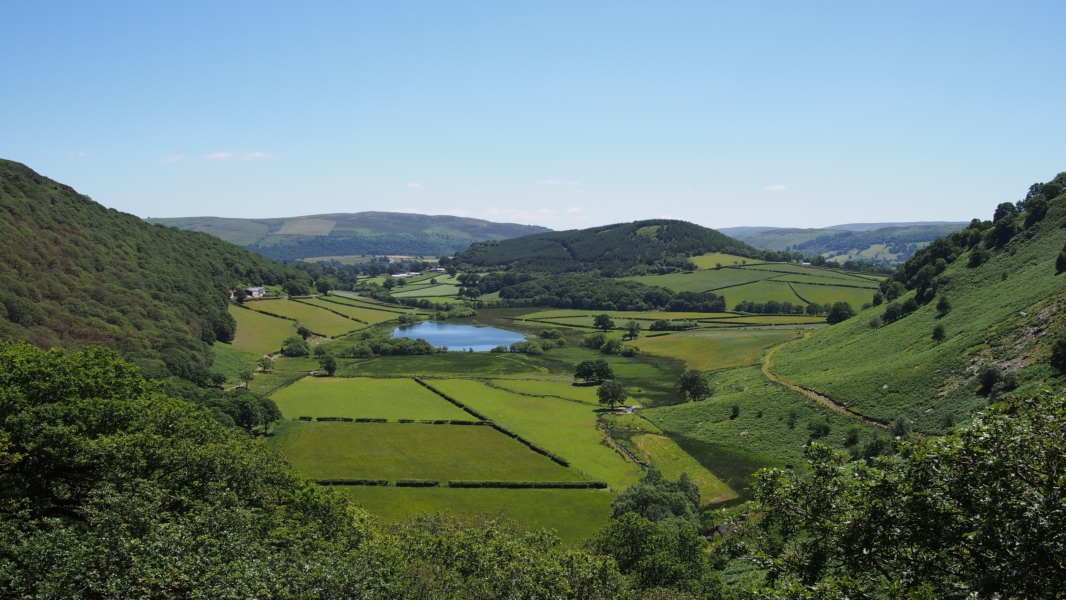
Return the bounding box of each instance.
[761,340,888,429]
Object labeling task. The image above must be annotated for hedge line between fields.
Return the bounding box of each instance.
[412,377,490,421]
[291,298,370,324]
[311,479,606,489]
[412,377,572,468]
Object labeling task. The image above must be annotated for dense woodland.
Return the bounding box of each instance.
[450,220,760,275]
[0,160,311,381]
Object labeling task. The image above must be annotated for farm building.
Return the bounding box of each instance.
[245,286,267,297]
[390,272,422,279]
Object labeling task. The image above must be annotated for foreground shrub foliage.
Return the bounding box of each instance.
[729,391,1066,598]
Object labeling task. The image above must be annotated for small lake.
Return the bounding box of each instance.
[390,321,527,352]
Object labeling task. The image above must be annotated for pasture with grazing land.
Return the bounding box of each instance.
[690,252,763,268]
[269,420,585,482]
[632,434,737,504]
[300,297,403,324]
[490,379,601,405]
[428,379,644,489]
[210,341,263,384]
[228,305,297,354]
[246,299,365,336]
[631,329,799,371]
[270,377,472,420]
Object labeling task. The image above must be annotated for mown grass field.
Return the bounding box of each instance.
[632,434,737,504]
[228,305,297,354]
[248,372,306,396]
[269,420,584,482]
[490,379,600,404]
[270,377,471,420]
[392,284,460,298]
[301,297,401,325]
[772,272,879,287]
[631,329,799,371]
[210,341,263,384]
[340,352,549,377]
[691,252,763,268]
[247,299,364,337]
[428,379,643,489]
[789,282,876,308]
[339,487,613,544]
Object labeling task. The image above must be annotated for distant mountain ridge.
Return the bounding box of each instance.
[720,221,969,265]
[146,212,551,261]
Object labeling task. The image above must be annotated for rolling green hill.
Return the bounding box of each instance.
[0,159,311,380]
[726,222,968,265]
[768,172,1066,433]
[146,212,551,261]
[450,219,759,276]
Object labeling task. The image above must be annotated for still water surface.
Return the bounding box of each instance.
[390,321,526,352]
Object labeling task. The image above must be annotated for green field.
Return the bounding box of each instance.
[627,269,775,293]
[631,434,737,504]
[722,280,805,308]
[339,487,612,544]
[632,329,799,371]
[270,420,584,482]
[789,282,876,308]
[691,252,763,268]
[248,372,306,396]
[301,297,402,324]
[392,284,460,298]
[228,305,297,354]
[301,255,375,265]
[247,299,364,337]
[429,380,643,489]
[210,341,263,384]
[341,352,549,377]
[490,379,600,404]
[269,377,472,420]
[772,272,879,287]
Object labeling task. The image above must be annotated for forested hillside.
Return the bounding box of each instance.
[450,219,758,275]
[731,222,968,265]
[771,171,1066,432]
[148,212,551,260]
[0,159,311,380]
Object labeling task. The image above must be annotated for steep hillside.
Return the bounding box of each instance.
[450,219,758,276]
[770,172,1066,433]
[147,212,551,260]
[731,222,967,265]
[0,159,310,380]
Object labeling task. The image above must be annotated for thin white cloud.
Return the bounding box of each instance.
[764,184,788,191]
[201,152,234,160]
[407,182,427,190]
[565,207,582,214]
[163,155,185,163]
[536,179,580,186]
[244,151,271,160]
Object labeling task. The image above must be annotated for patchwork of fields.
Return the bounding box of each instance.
[229,253,893,543]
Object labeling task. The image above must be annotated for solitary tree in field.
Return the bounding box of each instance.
[826,302,856,325]
[575,360,597,383]
[936,295,952,317]
[593,314,615,332]
[932,324,947,343]
[597,380,628,409]
[297,326,312,340]
[624,320,642,341]
[318,355,337,376]
[238,369,254,389]
[257,356,273,373]
[676,370,712,402]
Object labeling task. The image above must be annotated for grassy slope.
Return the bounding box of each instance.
[490,380,601,405]
[429,379,643,489]
[246,299,364,337]
[228,305,297,354]
[209,342,262,384]
[631,329,800,371]
[269,377,471,420]
[771,200,1066,433]
[269,420,584,482]
[339,487,613,545]
[300,297,401,325]
[632,434,738,503]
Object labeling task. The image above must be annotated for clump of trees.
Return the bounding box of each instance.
[676,370,713,402]
[597,379,629,408]
[575,359,615,383]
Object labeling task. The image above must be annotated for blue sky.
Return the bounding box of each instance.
[2,1,1064,230]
